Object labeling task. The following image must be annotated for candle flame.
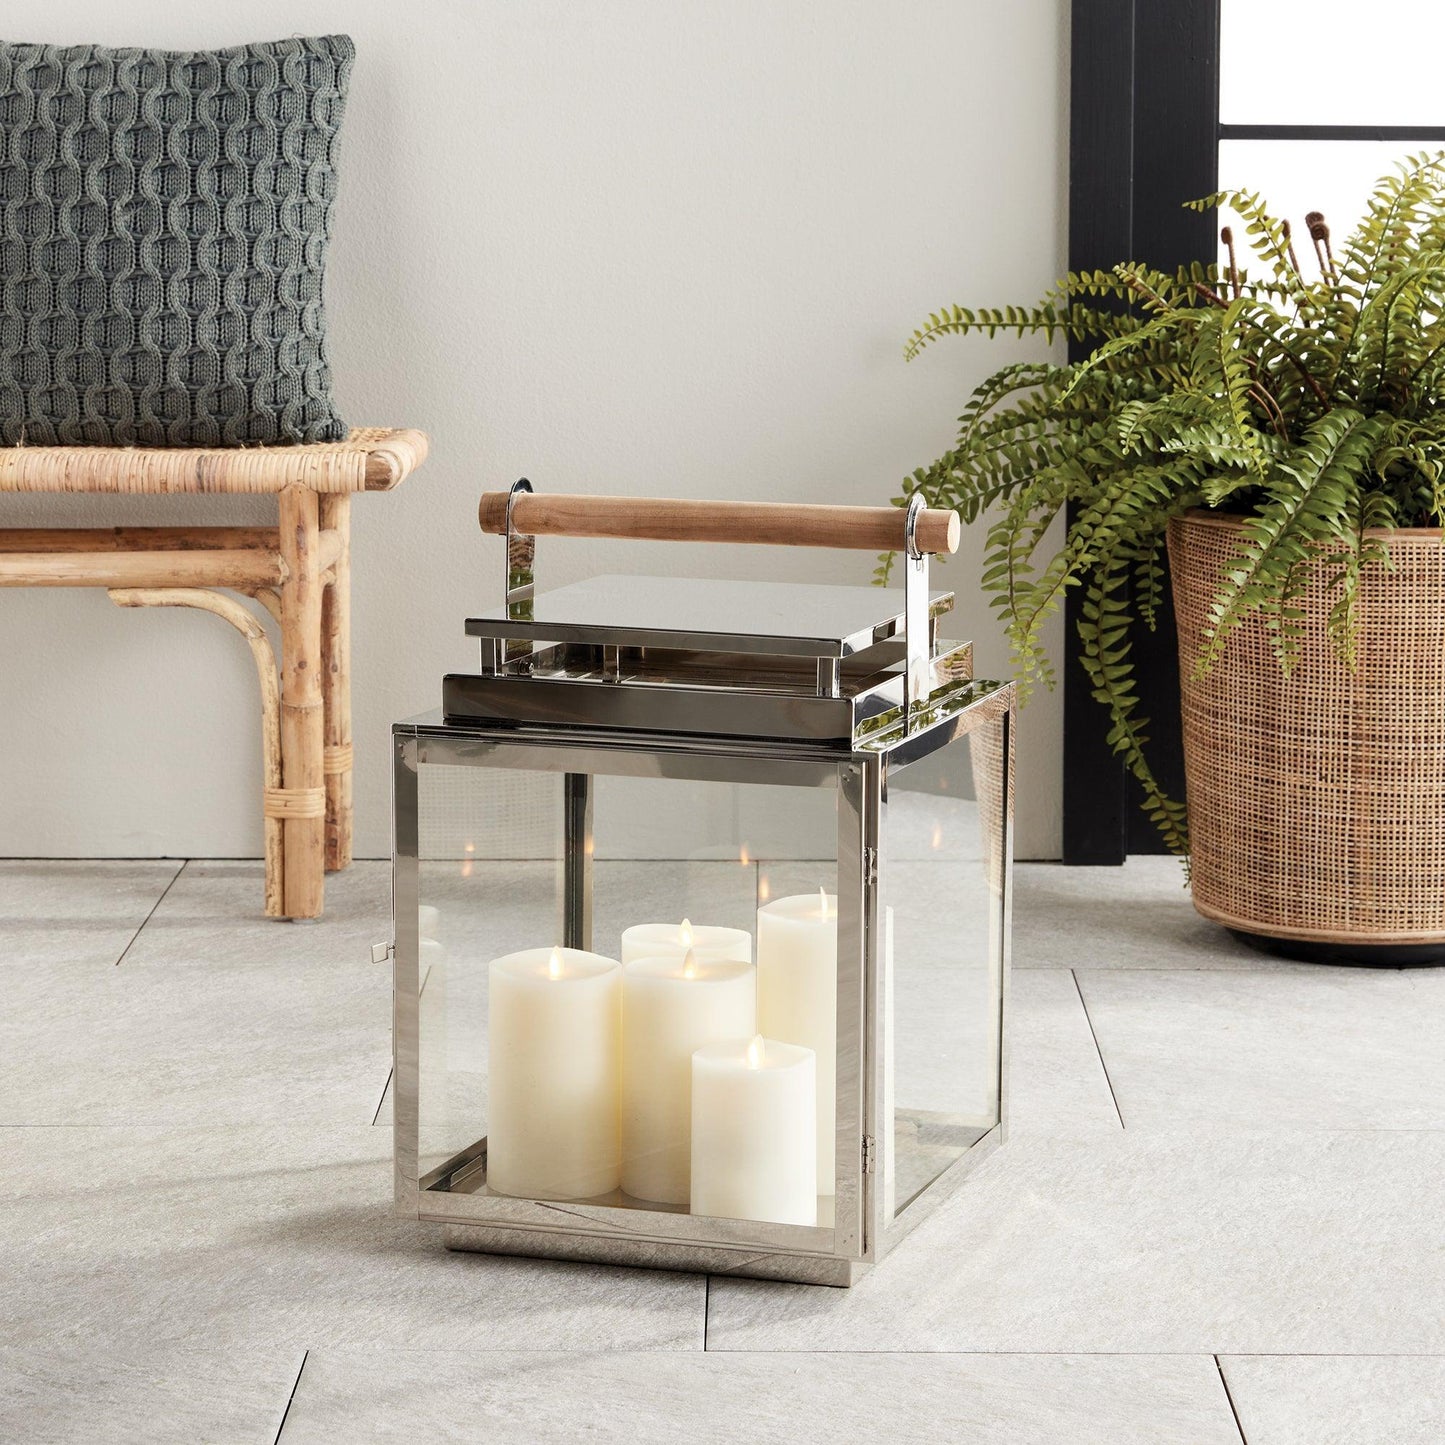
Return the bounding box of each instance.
[547,947,563,980]
[758,874,771,902]
[461,840,476,879]
[819,886,829,918]
[931,821,943,851]
[739,844,750,866]
[746,1034,764,1070]
[679,918,693,948]
[682,948,698,981]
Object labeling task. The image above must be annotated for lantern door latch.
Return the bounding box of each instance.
[862,1135,876,1174]
[371,941,394,965]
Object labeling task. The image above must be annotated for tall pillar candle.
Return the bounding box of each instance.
[621,949,756,1204]
[691,1035,816,1226]
[757,890,837,1195]
[487,946,621,1200]
[620,919,752,967]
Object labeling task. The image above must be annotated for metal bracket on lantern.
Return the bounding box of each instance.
[902,493,936,735]
[483,478,537,676]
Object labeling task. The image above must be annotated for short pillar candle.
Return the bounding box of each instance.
[620,918,752,966]
[487,946,621,1200]
[691,1035,817,1226]
[756,890,837,1195]
[621,949,756,1204]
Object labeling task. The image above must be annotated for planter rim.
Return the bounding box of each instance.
[1178,508,1443,541]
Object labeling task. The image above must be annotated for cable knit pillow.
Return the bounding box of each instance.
[0,34,353,447]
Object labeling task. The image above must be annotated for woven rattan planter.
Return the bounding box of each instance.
[1169,510,1445,963]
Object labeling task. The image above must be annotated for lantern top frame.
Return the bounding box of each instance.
[447,480,980,747]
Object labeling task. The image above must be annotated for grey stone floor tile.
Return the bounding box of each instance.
[706,1131,1445,1355]
[280,1349,1240,1444]
[1077,967,1445,1129]
[0,856,393,1129]
[0,1124,704,1353]
[0,859,182,969]
[1220,1354,1445,1445]
[0,947,389,1126]
[0,1344,301,1445]
[122,859,392,968]
[1014,858,1268,969]
[1007,970,1120,1137]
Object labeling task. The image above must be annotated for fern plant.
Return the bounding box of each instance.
[894,153,1445,853]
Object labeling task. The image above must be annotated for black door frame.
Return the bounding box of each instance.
[1063,1,1445,864]
[1063,0,1220,863]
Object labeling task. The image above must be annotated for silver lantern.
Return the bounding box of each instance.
[387,484,1013,1285]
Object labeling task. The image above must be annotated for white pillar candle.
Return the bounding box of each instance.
[756,890,837,1195]
[691,1035,816,1226]
[621,949,756,1205]
[621,918,752,966]
[487,946,621,1201]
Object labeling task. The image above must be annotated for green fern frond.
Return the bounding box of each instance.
[892,155,1445,853]
[1199,409,1389,670]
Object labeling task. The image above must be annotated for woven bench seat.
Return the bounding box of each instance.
[0,427,428,496]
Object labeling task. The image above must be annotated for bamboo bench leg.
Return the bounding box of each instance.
[279,487,326,920]
[107,588,286,919]
[320,494,353,872]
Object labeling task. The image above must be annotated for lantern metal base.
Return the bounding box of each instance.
[440,1221,864,1286]
[426,1118,1005,1287]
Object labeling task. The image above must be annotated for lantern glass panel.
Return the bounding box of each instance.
[415,764,563,1183]
[409,748,854,1238]
[879,715,1006,1225]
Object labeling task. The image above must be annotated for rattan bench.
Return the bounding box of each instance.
[0,426,428,920]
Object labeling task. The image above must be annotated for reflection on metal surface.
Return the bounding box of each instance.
[467,574,955,659]
[502,479,536,670]
[901,494,935,734]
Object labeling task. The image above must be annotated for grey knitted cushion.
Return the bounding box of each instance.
[0,34,353,447]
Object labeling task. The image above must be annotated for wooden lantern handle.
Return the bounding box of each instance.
[477,491,961,556]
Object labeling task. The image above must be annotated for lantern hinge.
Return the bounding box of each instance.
[371,940,394,965]
[863,846,878,886]
[862,1134,876,1174]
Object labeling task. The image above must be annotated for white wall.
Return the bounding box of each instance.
[0,0,1068,862]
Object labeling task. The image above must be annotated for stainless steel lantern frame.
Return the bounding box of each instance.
[389,484,1014,1286]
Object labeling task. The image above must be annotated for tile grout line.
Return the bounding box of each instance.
[703,1276,711,1351]
[273,1348,309,1443]
[1214,1354,1249,1444]
[113,859,188,967]
[370,1068,393,1127]
[1072,968,1126,1130]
